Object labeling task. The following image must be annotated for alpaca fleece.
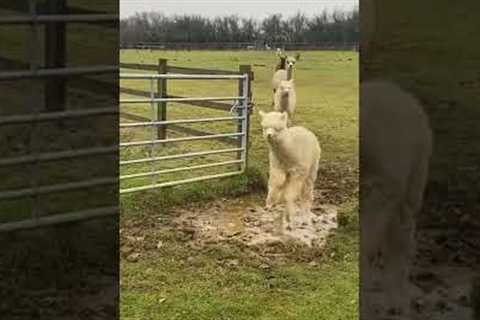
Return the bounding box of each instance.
[361,80,432,318]
[273,80,296,120]
[259,111,321,230]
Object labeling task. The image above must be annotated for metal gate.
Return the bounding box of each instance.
[0,2,118,232]
[119,73,251,194]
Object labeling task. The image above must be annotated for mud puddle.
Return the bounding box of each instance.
[172,196,338,250]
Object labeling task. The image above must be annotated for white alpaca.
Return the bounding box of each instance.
[273,79,296,120]
[272,52,296,93]
[361,80,432,319]
[259,111,321,231]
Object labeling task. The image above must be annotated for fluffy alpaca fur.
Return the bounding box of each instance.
[361,80,432,318]
[259,110,321,231]
[272,53,296,93]
[275,56,287,71]
[272,69,287,93]
[273,79,296,120]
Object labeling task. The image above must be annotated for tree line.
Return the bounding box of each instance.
[120,10,359,46]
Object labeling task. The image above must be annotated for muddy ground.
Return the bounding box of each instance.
[121,164,358,264]
[121,192,339,267]
[0,218,118,320]
[408,227,480,320]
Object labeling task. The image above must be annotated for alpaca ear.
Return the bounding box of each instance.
[258,110,265,118]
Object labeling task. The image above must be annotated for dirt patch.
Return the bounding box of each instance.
[172,196,338,249]
[409,228,480,320]
[316,162,358,205]
[121,191,340,262]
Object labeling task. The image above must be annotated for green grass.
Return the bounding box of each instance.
[121,50,358,320]
[122,257,357,320]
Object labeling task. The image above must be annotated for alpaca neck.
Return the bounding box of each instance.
[276,57,286,71]
[280,94,289,112]
[267,130,290,154]
[268,134,296,165]
[274,90,289,112]
[287,66,293,80]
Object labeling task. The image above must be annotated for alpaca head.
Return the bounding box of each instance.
[278,80,294,97]
[285,56,296,69]
[275,50,297,72]
[258,110,288,141]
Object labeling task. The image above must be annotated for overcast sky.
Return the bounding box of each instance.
[120,0,358,19]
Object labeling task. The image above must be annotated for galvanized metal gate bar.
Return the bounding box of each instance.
[0,1,118,232]
[0,107,117,125]
[120,148,244,165]
[120,73,250,194]
[0,14,118,24]
[119,116,244,128]
[121,96,242,103]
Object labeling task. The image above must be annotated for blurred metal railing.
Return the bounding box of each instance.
[0,0,118,232]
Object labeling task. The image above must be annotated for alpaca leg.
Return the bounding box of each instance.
[384,145,430,319]
[300,179,314,214]
[361,173,412,319]
[300,161,318,213]
[282,173,305,230]
[266,167,286,209]
[382,204,415,319]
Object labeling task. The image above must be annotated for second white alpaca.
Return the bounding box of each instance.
[273,79,297,120]
[259,111,321,231]
[272,54,296,93]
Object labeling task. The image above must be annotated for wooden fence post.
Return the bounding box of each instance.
[238,65,253,169]
[45,0,66,112]
[157,59,167,140]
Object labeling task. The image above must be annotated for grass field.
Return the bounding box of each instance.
[120,50,359,320]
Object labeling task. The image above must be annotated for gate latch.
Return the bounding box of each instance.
[230,100,255,114]
[247,101,255,114]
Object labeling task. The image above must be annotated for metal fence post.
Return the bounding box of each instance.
[157,59,167,140]
[45,0,66,112]
[238,65,252,169]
